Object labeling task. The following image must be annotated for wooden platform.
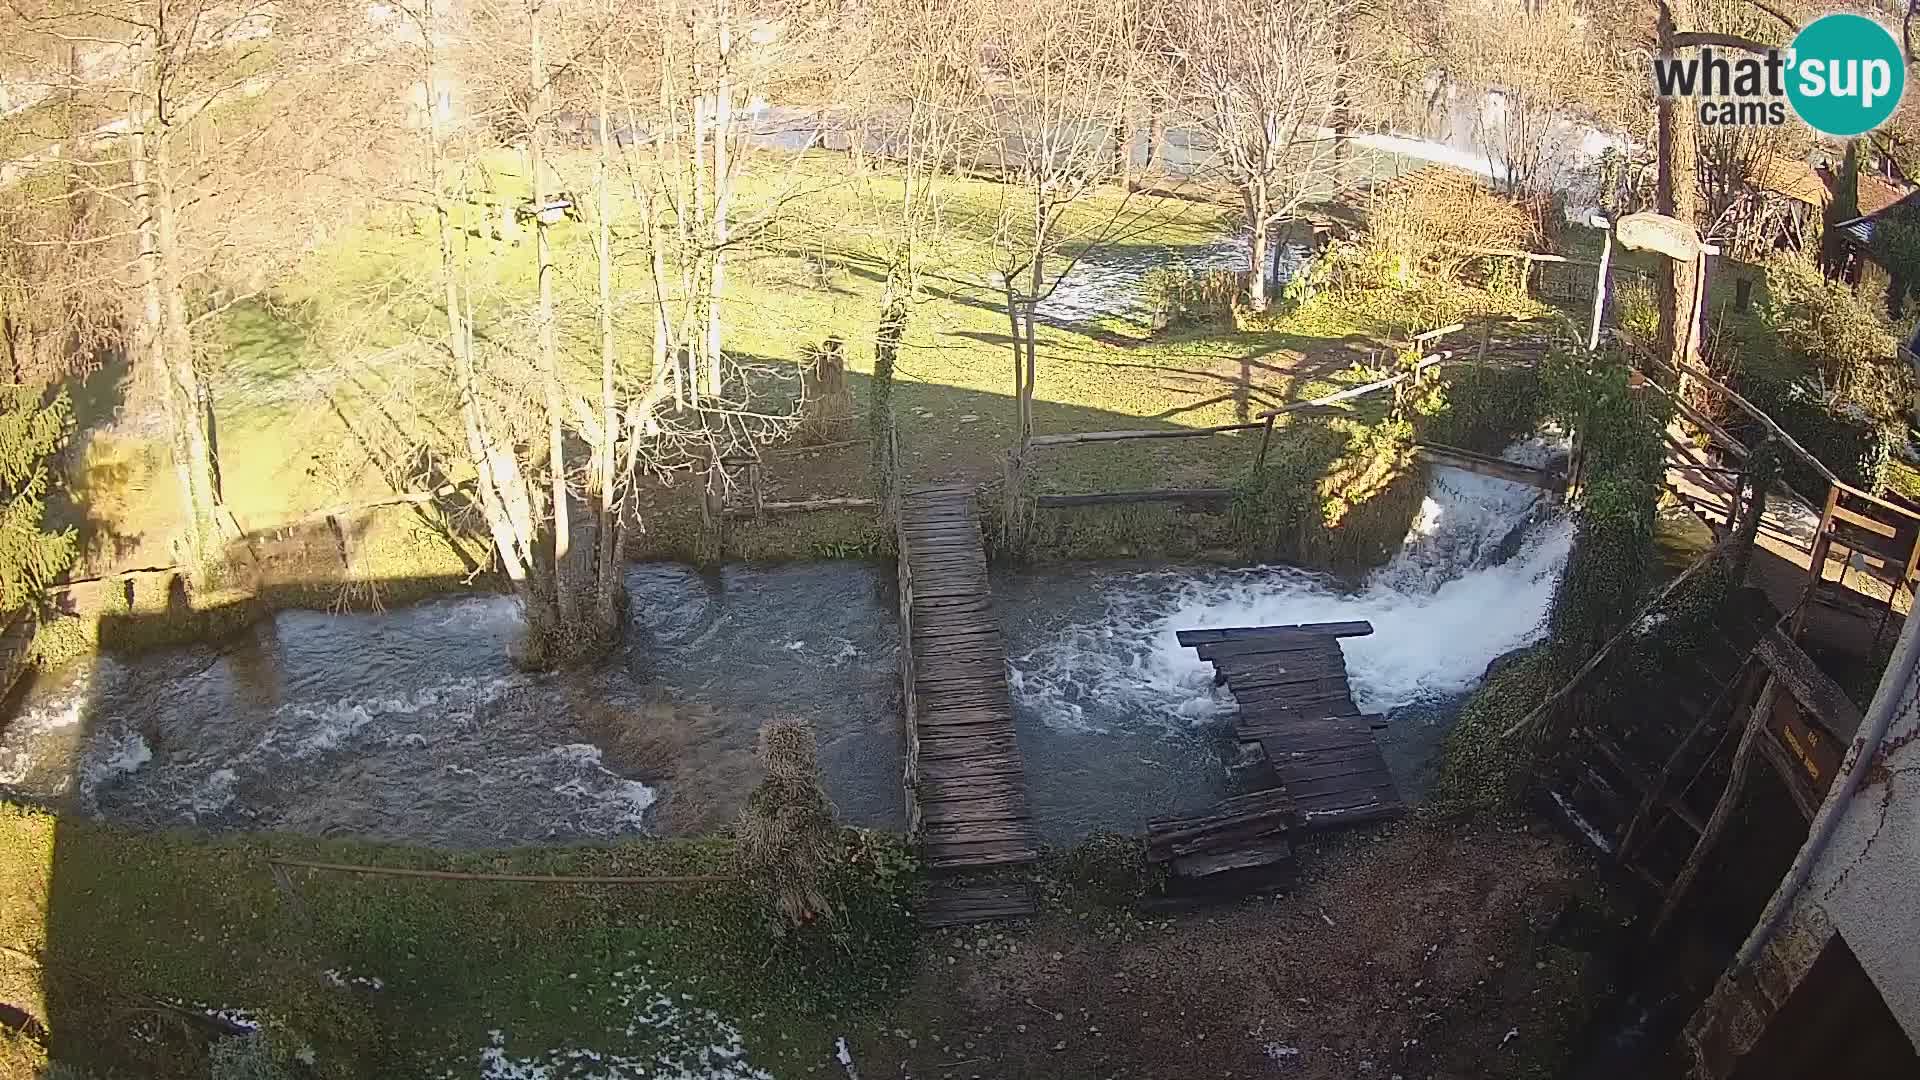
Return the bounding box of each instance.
[1178,621,1405,831]
[895,484,1040,873]
[1146,788,1297,893]
[919,882,1038,928]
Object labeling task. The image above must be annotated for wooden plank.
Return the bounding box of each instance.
[1035,488,1234,507]
[1177,621,1374,645]
[1414,442,1564,490]
[1754,628,1864,741]
[1025,422,1266,449]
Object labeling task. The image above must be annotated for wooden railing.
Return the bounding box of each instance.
[1011,318,1530,516]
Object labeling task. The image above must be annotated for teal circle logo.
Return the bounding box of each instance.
[1787,14,1905,137]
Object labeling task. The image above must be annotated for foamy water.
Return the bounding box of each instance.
[1009,440,1570,735]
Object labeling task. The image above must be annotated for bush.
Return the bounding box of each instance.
[1737,370,1900,496]
[1413,363,1547,453]
[1141,266,1244,328]
[206,1037,291,1080]
[1231,416,1425,573]
[1542,350,1668,656]
[1762,253,1904,416]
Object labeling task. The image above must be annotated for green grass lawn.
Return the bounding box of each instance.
[0,804,919,1079]
[69,150,1501,577]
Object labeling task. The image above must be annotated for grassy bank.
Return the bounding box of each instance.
[63,149,1551,582]
[2,805,1611,1080]
[0,805,918,1079]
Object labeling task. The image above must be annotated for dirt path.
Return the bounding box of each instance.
[852,819,1607,1080]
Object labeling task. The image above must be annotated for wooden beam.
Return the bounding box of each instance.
[1652,675,1780,936]
[1638,377,1748,459]
[1499,545,1726,740]
[1754,629,1864,741]
[723,496,878,517]
[1026,422,1265,450]
[1414,442,1564,490]
[1034,488,1234,508]
[1650,356,1839,487]
[1176,621,1374,645]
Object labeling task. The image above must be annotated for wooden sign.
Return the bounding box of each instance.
[1767,692,1844,803]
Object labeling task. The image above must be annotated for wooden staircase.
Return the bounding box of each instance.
[1548,587,1778,892]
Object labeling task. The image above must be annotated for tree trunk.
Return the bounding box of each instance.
[131,49,219,566]
[706,5,733,400]
[1656,0,1702,376]
[593,72,624,637]
[1247,181,1270,312]
[529,4,577,631]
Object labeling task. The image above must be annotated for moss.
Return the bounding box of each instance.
[1414,363,1548,454]
[1230,416,1426,575]
[1430,647,1561,816]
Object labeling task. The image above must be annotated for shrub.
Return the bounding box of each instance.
[1413,363,1547,454]
[1762,252,1903,415]
[206,1037,291,1080]
[1231,416,1425,572]
[1737,370,1900,496]
[1141,266,1244,328]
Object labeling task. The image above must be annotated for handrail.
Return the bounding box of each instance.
[1648,356,1839,488]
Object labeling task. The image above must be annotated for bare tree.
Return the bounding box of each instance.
[4,0,385,574]
[1153,0,1352,311]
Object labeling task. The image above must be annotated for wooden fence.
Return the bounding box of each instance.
[1001,319,1531,534]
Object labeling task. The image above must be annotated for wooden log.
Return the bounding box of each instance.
[727,496,880,517]
[1026,422,1266,449]
[1034,488,1234,508]
[1414,442,1564,490]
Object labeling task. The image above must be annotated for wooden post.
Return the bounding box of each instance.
[1477,318,1491,364]
[1617,656,1759,863]
[1652,673,1779,936]
[1257,413,1276,469]
[749,462,765,519]
[1588,226,1614,351]
[1518,256,1533,297]
[1790,485,1841,638]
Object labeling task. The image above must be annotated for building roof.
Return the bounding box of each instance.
[1858,171,1911,216]
[1836,187,1920,251]
[1756,157,1829,206]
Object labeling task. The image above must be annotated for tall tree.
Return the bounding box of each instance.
[1153,0,1352,311]
[5,0,382,574]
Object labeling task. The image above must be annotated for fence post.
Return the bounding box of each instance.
[1257,413,1276,469]
[1477,318,1491,364]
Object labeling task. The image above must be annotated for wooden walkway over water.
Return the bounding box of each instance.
[1148,620,1403,894]
[895,484,1040,875]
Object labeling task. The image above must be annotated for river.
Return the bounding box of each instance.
[1,443,1569,848]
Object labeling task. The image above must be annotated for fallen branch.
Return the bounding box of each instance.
[267,857,734,885]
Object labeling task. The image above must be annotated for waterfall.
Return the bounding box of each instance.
[1008,440,1572,733]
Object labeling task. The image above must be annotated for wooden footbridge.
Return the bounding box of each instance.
[894,484,1041,879]
[1149,620,1405,894]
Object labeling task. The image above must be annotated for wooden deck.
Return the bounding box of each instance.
[895,484,1040,873]
[1179,621,1405,831]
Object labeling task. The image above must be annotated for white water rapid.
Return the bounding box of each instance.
[1007,440,1573,737]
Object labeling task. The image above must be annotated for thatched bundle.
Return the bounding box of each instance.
[735,717,841,930]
